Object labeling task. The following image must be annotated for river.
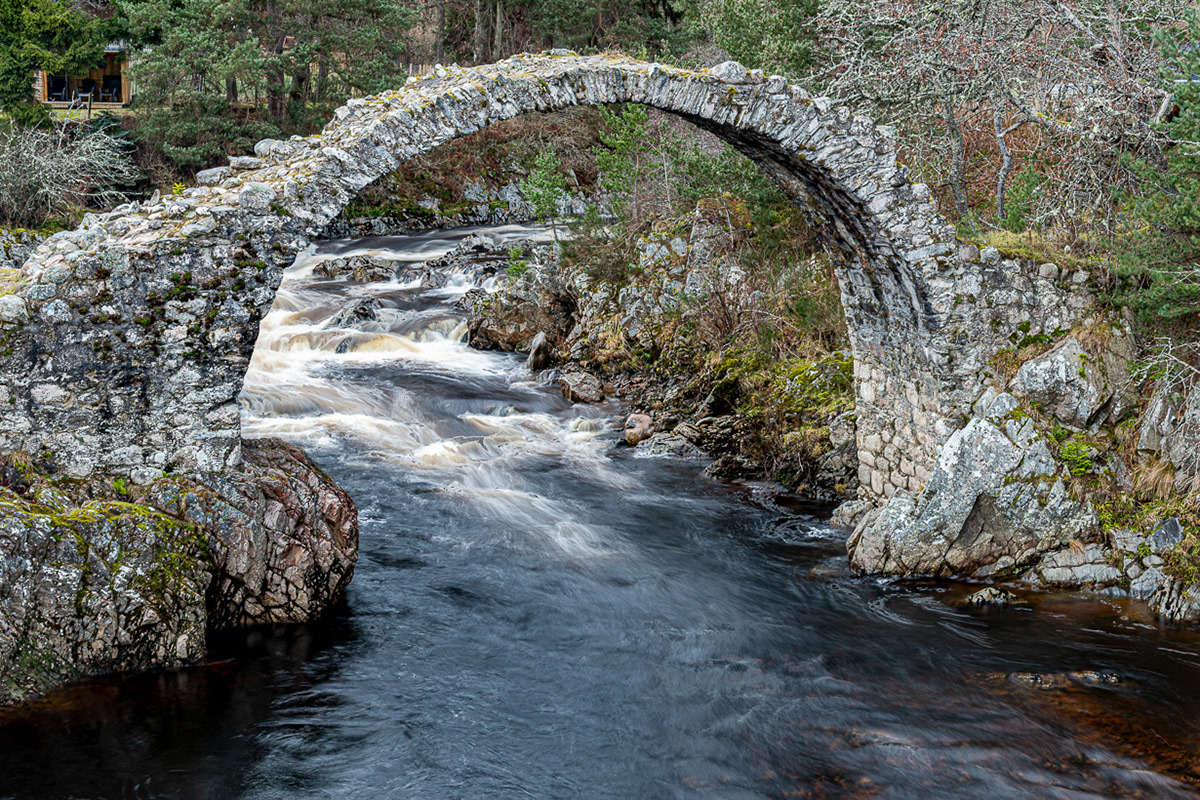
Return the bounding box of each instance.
[1,225,1199,799]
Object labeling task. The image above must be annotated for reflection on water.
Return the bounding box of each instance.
[2,225,1200,799]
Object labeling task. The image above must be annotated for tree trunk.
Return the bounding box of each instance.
[992,93,1015,223]
[316,59,328,104]
[267,37,286,121]
[473,0,485,64]
[493,0,504,61]
[288,66,308,121]
[941,100,969,218]
[436,0,446,63]
[225,77,238,106]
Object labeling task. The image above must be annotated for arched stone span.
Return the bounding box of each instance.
[7,53,1008,499]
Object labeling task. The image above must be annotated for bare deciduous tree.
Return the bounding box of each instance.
[812,0,1184,229]
[0,122,139,229]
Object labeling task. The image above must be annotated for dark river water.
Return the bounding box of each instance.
[2,226,1200,799]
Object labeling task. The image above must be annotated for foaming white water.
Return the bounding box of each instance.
[240,226,626,557]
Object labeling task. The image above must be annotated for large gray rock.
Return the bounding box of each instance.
[1139,378,1200,492]
[195,166,232,186]
[0,438,357,702]
[1009,335,1134,430]
[849,394,1099,577]
[637,432,706,458]
[559,368,604,404]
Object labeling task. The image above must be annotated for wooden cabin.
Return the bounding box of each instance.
[35,44,131,109]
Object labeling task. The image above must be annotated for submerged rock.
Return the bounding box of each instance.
[962,586,1021,607]
[0,438,357,703]
[1004,671,1123,690]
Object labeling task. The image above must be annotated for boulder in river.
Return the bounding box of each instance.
[325,298,382,330]
[559,368,604,404]
[313,254,398,283]
[526,331,553,371]
[0,438,357,703]
[636,432,706,458]
[624,413,655,446]
[464,256,578,352]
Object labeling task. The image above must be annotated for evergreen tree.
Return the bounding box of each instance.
[698,0,820,77]
[1115,11,1200,321]
[525,0,691,57]
[0,0,104,126]
[594,103,650,221]
[521,144,569,240]
[117,0,416,168]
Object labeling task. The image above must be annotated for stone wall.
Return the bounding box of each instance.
[3,52,1077,505]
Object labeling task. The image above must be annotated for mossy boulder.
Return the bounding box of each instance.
[0,492,210,703]
[0,437,357,704]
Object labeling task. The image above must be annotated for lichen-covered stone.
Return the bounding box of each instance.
[1026,543,1122,588]
[1010,335,1135,430]
[0,438,356,703]
[1151,578,1200,625]
[1137,378,1200,492]
[0,495,210,702]
[848,395,1099,577]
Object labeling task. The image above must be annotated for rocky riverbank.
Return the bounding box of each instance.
[0,437,357,703]
[391,224,1200,629]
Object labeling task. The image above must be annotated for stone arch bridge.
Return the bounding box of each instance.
[6,53,1077,503]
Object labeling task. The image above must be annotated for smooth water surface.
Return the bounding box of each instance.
[2,226,1200,799]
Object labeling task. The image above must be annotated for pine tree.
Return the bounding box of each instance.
[522,144,569,240]
[1115,11,1200,321]
[594,103,650,222]
[0,0,103,126]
